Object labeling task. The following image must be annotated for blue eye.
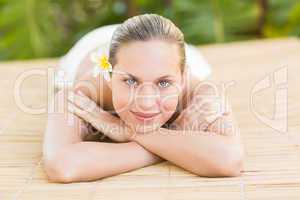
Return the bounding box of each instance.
[125,78,137,86]
[158,80,171,88]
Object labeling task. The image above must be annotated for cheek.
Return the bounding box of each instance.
[112,84,133,113]
[159,91,180,116]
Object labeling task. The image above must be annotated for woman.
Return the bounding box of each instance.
[43,13,244,183]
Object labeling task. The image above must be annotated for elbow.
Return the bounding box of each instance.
[217,145,244,177]
[194,144,244,178]
[43,150,77,183]
[218,156,243,177]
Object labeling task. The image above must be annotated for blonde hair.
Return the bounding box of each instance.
[108,13,186,73]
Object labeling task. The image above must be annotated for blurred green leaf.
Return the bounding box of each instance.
[171,0,259,43]
[0,0,299,61]
[264,0,300,37]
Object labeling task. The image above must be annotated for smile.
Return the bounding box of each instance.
[130,111,161,121]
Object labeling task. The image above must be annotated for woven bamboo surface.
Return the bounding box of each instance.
[0,38,300,200]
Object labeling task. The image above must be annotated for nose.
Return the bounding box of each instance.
[134,83,160,112]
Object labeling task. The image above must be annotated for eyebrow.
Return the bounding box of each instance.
[123,73,175,82]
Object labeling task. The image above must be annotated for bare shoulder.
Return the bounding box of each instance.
[172,77,237,132]
[72,55,113,110]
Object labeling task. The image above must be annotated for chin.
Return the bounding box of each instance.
[119,111,169,133]
[133,122,162,133]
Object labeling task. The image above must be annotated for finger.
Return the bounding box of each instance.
[74,91,107,117]
[68,101,109,138]
[206,117,222,133]
[183,118,210,131]
[188,101,223,127]
[68,91,97,113]
[67,101,95,123]
[68,91,93,109]
[173,96,208,126]
[206,115,235,135]
[67,101,87,119]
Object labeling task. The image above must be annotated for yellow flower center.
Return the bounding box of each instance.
[99,55,110,70]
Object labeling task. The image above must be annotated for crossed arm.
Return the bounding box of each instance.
[43,87,244,183]
[43,89,163,183]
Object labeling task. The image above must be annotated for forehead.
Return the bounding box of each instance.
[114,39,181,80]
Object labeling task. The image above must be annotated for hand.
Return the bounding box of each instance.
[170,100,211,131]
[170,87,225,132]
[171,91,236,136]
[67,90,136,142]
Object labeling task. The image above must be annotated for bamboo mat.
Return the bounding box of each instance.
[0,38,300,200]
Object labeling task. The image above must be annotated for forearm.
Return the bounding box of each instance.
[44,141,163,183]
[131,128,244,177]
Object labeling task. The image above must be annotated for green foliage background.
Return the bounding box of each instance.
[0,0,299,60]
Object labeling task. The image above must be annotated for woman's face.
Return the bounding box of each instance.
[110,39,184,133]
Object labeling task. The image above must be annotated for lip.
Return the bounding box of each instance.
[130,111,161,121]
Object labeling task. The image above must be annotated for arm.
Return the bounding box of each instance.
[66,84,243,178]
[130,84,244,177]
[131,125,243,177]
[43,89,162,183]
[46,141,161,183]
